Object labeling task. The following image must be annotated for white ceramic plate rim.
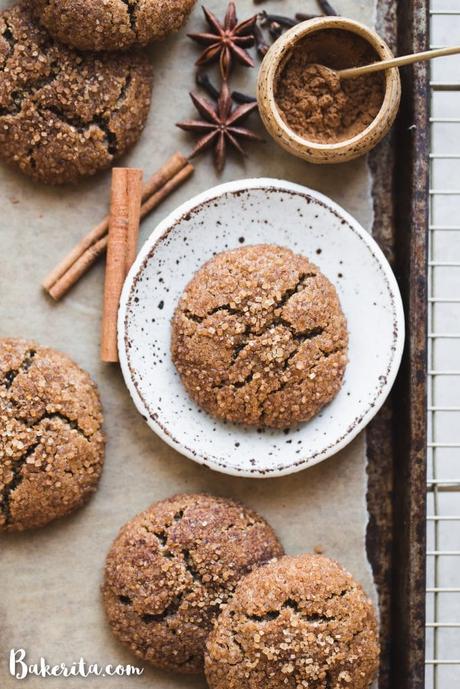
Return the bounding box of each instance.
[118,178,405,478]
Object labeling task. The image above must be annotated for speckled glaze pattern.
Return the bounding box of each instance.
[118,179,405,478]
[257,18,401,164]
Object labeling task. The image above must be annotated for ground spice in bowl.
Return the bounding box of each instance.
[275,29,385,144]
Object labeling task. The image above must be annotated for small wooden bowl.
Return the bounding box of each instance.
[257,17,402,164]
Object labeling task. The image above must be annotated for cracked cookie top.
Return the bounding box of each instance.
[205,553,379,689]
[102,493,284,674]
[171,244,348,428]
[0,4,153,184]
[0,338,104,531]
[31,0,197,51]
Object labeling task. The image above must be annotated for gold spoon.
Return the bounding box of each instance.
[329,45,460,80]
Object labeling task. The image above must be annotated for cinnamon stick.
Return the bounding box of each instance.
[139,162,194,218]
[100,168,143,363]
[43,152,189,294]
[46,162,194,301]
[48,236,108,301]
[125,172,143,272]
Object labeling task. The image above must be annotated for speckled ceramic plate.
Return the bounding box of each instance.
[118,178,404,478]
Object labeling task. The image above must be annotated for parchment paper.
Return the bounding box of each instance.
[0,0,378,686]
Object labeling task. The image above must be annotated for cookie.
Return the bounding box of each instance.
[103,493,284,674]
[0,4,153,184]
[31,0,196,51]
[171,245,348,428]
[0,338,104,532]
[205,553,379,689]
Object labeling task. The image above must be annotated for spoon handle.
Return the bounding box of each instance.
[338,45,460,79]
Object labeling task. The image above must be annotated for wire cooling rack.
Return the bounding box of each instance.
[426,2,460,686]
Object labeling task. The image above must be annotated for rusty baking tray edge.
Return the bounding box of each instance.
[367,1,428,688]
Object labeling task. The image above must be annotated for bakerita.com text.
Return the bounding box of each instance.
[9,649,144,679]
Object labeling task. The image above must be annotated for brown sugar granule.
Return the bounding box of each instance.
[205,553,379,689]
[0,338,104,532]
[103,493,284,674]
[171,244,348,428]
[31,0,196,52]
[275,29,385,143]
[0,4,153,184]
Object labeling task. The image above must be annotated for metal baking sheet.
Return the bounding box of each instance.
[0,0,427,687]
[367,1,428,687]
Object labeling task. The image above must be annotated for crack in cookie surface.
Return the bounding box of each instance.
[1,348,36,389]
[0,442,39,525]
[205,554,379,689]
[172,245,348,428]
[141,595,185,624]
[0,338,104,531]
[120,0,138,33]
[103,494,284,675]
[31,0,197,51]
[0,5,152,184]
[41,106,119,156]
[31,411,94,439]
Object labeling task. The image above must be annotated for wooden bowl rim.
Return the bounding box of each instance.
[257,16,401,153]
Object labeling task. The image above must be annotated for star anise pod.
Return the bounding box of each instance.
[188,2,257,79]
[176,80,263,172]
